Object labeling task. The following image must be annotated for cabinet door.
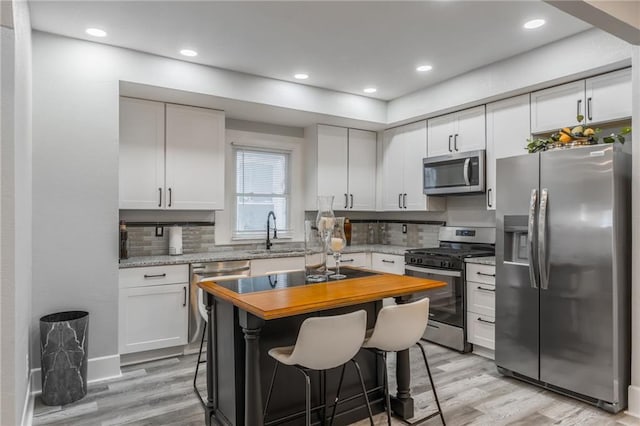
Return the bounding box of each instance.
[454,106,486,153]
[427,114,454,157]
[119,97,165,209]
[486,95,530,210]
[165,104,225,210]
[586,68,632,124]
[380,128,404,210]
[347,129,376,211]
[371,253,405,275]
[402,121,428,211]
[119,283,188,354]
[317,125,349,211]
[531,80,585,133]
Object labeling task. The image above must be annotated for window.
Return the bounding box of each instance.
[234,147,290,237]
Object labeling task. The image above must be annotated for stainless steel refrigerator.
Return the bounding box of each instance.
[495,144,631,413]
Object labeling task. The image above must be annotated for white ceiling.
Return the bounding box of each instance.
[28,1,591,101]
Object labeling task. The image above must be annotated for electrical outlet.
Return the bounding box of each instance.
[402,224,407,234]
[155,226,164,237]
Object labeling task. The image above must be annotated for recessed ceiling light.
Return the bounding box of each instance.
[294,73,309,80]
[523,19,546,29]
[180,49,198,57]
[85,28,107,37]
[416,65,433,72]
[363,87,377,94]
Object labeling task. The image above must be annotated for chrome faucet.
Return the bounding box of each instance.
[266,211,277,250]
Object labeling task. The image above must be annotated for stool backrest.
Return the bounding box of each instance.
[289,310,367,370]
[365,297,430,352]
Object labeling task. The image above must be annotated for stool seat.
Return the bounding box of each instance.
[267,346,295,365]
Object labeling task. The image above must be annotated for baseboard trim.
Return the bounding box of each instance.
[21,375,34,426]
[626,385,640,418]
[31,354,122,395]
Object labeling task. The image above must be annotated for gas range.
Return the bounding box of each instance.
[404,226,495,353]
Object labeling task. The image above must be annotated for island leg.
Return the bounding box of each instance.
[239,311,266,426]
[205,294,215,426]
[391,295,414,420]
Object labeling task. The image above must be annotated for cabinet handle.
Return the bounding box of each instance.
[342,258,355,263]
[477,317,495,325]
[587,97,592,121]
[454,134,459,151]
[398,193,402,209]
[344,193,348,209]
[448,135,453,152]
[350,194,353,209]
[183,286,187,307]
[577,99,582,119]
[477,271,496,277]
[403,193,407,209]
[168,188,172,207]
[158,188,162,208]
[476,285,495,292]
[382,259,395,264]
[144,273,167,278]
[487,188,493,208]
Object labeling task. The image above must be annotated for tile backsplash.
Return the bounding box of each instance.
[127,225,215,257]
[349,222,440,247]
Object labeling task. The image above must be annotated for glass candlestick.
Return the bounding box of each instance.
[315,195,335,275]
[329,218,347,280]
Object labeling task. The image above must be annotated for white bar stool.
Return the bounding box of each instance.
[263,310,374,426]
[362,297,445,425]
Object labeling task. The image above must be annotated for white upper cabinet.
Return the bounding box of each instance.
[486,94,531,211]
[309,125,376,211]
[531,69,631,134]
[347,129,377,211]
[316,125,349,210]
[531,80,586,133]
[119,98,225,210]
[165,104,225,210]
[381,121,445,211]
[427,106,486,156]
[119,98,165,209]
[585,68,632,124]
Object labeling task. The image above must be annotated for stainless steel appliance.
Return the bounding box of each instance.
[495,144,631,413]
[189,260,251,343]
[423,149,485,195]
[405,226,495,352]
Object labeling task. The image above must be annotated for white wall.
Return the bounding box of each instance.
[387,28,632,125]
[1,0,32,424]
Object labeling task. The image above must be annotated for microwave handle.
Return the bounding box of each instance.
[463,158,471,186]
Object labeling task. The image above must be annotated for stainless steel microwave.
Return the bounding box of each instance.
[423,150,485,196]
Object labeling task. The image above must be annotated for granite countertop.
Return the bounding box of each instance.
[464,256,496,266]
[119,244,414,268]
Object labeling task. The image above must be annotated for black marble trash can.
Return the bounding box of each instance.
[40,311,89,406]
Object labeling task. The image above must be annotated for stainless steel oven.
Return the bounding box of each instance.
[405,265,468,352]
[423,149,485,196]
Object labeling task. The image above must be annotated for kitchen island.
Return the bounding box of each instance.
[199,267,446,426]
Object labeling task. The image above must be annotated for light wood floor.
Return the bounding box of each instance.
[33,343,640,426]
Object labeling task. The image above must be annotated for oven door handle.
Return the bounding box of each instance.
[405,265,462,277]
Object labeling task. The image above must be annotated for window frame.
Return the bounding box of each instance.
[232,145,292,240]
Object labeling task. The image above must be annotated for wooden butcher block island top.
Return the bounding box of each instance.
[198,267,446,320]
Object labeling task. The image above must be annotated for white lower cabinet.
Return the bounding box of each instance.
[119,264,189,354]
[370,253,405,275]
[466,263,496,358]
[250,256,305,276]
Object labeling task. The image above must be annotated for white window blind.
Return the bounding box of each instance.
[234,147,290,237]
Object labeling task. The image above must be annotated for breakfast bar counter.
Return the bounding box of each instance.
[199,268,446,426]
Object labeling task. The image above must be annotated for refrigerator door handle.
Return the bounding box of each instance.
[463,158,471,186]
[527,188,538,289]
[538,188,550,290]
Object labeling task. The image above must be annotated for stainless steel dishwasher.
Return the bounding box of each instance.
[189,260,251,343]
